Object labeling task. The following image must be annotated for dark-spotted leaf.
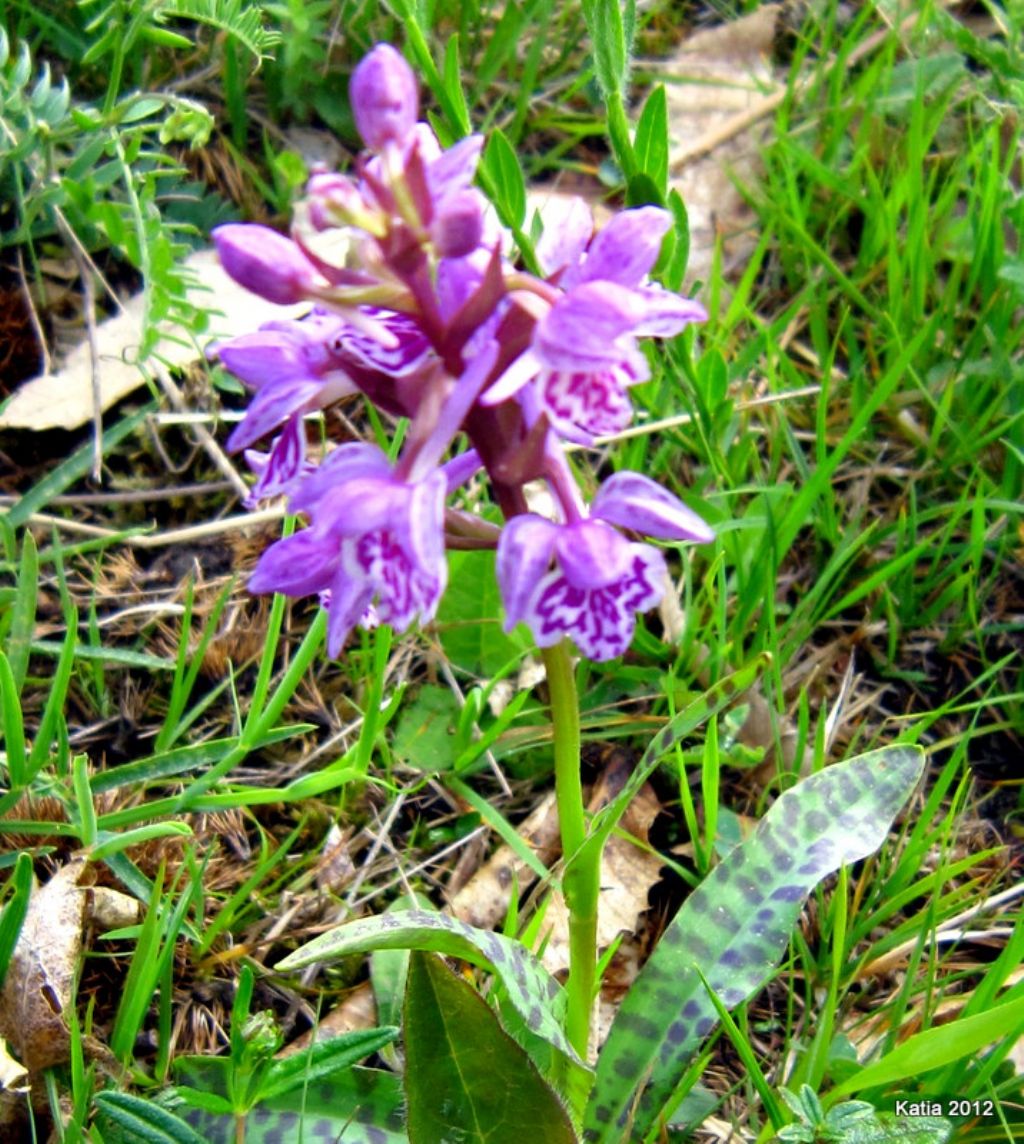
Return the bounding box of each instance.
[584,745,925,1142]
[276,908,582,1068]
[170,1064,406,1143]
[405,951,576,1144]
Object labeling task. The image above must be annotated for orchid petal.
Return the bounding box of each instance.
[535,282,646,370]
[249,529,338,597]
[554,521,633,589]
[334,308,432,376]
[575,207,673,289]
[535,196,593,279]
[592,471,714,543]
[227,378,323,452]
[496,514,558,630]
[631,287,708,337]
[480,347,542,406]
[350,44,418,150]
[288,442,392,514]
[218,332,306,390]
[213,224,321,305]
[428,135,485,200]
[243,416,307,505]
[325,566,375,658]
[404,469,448,571]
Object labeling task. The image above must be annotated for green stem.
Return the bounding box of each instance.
[541,640,598,1062]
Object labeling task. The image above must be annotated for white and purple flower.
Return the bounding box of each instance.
[496,472,713,661]
[484,204,707,443]
[215,307,433,502]
[249,443,447,656]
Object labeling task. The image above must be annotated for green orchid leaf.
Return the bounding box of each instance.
[584,745,925,1141]
[277,908,583,1069]
[169,1065,406,1143]
[260,1026,399,1102]
[405,951,576,1144]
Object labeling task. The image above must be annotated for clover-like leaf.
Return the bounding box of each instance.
[584,745,926,1141]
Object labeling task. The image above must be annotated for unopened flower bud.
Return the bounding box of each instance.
[213,224,320,305]
[430,188,485,258]
[350,44,418,151]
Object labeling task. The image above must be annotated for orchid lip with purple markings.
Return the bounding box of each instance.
[480,202,707,441]
[248,443,447,656]
[496,471,713,661]
[217,308,433,463]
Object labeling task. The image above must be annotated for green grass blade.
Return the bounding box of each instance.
[0,650,28,788]
[0,852,33,990]
[6,528,38,694]
[829,995,1024,1101]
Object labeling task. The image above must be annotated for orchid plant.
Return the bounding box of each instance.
[200,42,928,1144]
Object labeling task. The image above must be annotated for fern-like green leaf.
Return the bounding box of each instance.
[165,0,281,59]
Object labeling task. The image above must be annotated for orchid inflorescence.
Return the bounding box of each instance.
[212,43,713,663]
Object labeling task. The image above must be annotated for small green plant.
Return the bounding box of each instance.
[778,1085,952,1143]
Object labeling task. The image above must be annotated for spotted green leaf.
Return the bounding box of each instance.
[276,908,583,1068]
[405,951,576,1144]
[168,1066,405,1143]
[584,745,926,1142]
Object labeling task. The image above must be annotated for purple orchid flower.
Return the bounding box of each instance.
[496,472,713,661]
[483,204,707,442]
[216,307,433,502]
[249,443,448,656]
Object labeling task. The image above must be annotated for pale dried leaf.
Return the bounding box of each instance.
[449,790,562,931]
[0,859,89,1072]
[0,250,307,432]
[87,887,141,932]
[0,1039,29,1093]
[658,5,783,286]
[316,824,357,893]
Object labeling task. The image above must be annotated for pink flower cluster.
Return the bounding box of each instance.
[212,44,712,660]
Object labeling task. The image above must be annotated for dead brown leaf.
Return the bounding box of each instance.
[0,859,89,1072]
[658,5,783,286]
[0,250,307,433]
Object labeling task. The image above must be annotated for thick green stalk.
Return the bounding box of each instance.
[541,640,598,1062]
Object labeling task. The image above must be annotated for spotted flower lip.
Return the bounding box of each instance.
[480,201,706,442]
[249,443,448,656]
[495,472,712,661]
[218,307,434,470]
[497,516,668,661]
